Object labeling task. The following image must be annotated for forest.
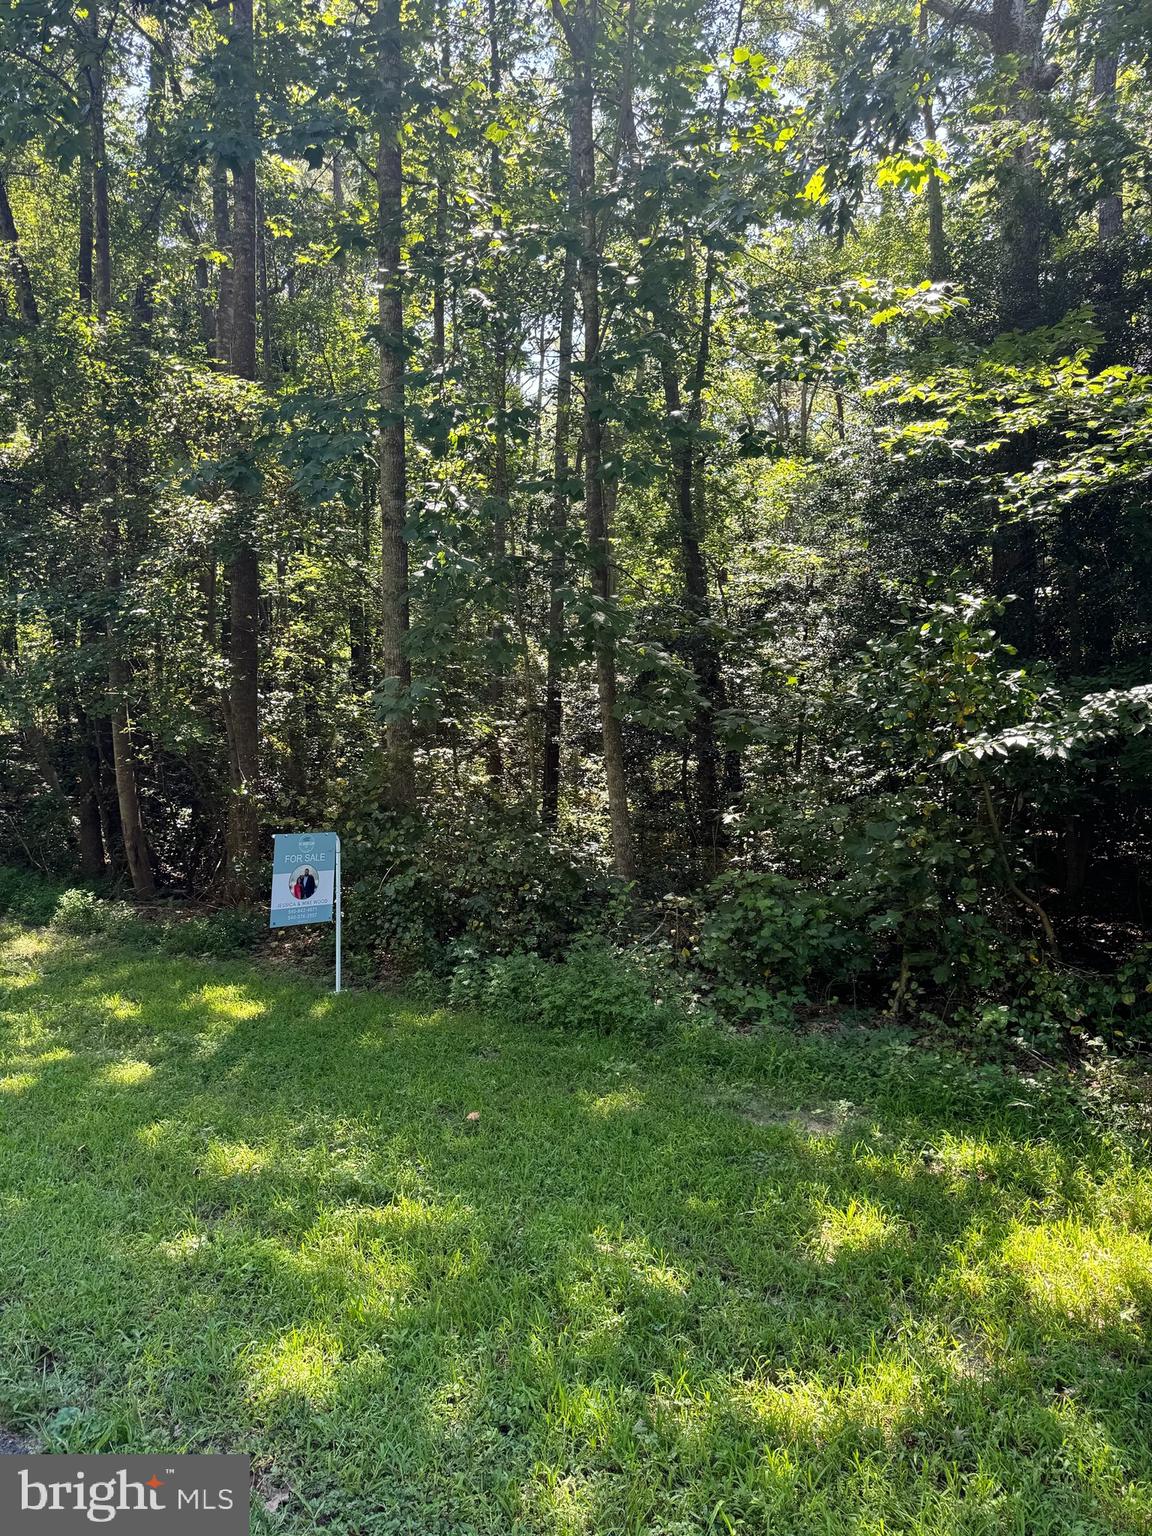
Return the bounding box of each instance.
[1,0,1150,1048]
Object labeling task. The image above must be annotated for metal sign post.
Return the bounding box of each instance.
[334,838,342,994]
[269,831,343,993]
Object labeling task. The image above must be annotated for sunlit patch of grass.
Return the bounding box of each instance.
[998,1220,1152,1333]
[96,993,142,1021]
[95,1059,154,1087]
[810,1197,905,1261]
[202,1139,268,1178]
[247,1326,343,1409]
[582,1087,644,1116]
[0,925,1150,1534]
[190,983,268,1021]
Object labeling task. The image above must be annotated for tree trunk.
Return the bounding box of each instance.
[107,639,156,897]
[230,78,258,378]
[927,0,1053,327]
[483,0,509,786]
[224,0,262,883]
[212,162,233,366]
[657,1,744,860]
[0,174,39,325]
[86,4,111,321]
[225,540,260,869]
[919,6,949,281]
[75,711,107,879]
[556,0,635,878]
[997,4,1050,330]
[78,92,94,309]
[1090,54,1121,241]
[131,40,167,333]
[541,243,577,827]
[431,0,450,425]
[258,191,275,376]
[660,357,722,853]
[377,0,416,808]
[925,0,1052,647]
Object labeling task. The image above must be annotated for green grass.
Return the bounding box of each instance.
[1,925,1150,1535]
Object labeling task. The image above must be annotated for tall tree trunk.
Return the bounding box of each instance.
[926,0,1053,650]
[103,515,155,897]
[657,0,744,858]
[484,0,509,785]
[74,709,107,879]
[431,0,450,410]
[919,7,949,281]
[0,174,39,325]
[212,162,233,366]
[107,639,156,897]
[184,212,214,350]
[258,191,274,377]
[230,68,258,378]
[997,5,1051,331]
[1091,51,1124,355]
[926,0,1054,327]
[78,89,95,309]
[224,0,262,883]
[132,40,167,333]
[1093,54,1122,242]
[555,0,635,878]
[661,357,724,854]
[377,0,416,808]
[86,4,111,321]
[541,244,577,828]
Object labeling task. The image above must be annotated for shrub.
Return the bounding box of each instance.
[342,799,609,975]
[153,908,267,956]
[947,939,1152,1058]
[0,865,71,926]
[50,888,137,939]
[456,941,678,1039]
[698,871,864,1022]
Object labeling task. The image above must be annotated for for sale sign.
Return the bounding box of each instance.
[269,831,339,928]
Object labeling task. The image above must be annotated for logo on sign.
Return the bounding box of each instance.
[1,1455,249,1532]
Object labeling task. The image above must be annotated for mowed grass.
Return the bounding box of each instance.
[1,927,1151,1535]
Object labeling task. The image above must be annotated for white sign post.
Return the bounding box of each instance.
[334,838,342,995]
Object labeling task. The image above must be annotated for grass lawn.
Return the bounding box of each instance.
[1,925,1150,1534]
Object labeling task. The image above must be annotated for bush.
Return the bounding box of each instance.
[0,865,72,926]
[453,941,678,1039]
[698,871,864,1022]
[0,866,266,961]
[154,908,266,956]
[50,888,137,939]
[342,798,611,975]
[946,939,1152,1058]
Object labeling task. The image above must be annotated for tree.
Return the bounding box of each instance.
[552,0,635,880]
[376,0,415,808]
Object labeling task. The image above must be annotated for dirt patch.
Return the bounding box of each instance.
[0,1427,35,1454]
[728,1099,857,1136]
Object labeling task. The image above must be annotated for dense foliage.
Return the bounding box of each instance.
[1,0,1149,1049]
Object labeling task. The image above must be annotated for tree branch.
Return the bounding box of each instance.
[923,0,1000,43]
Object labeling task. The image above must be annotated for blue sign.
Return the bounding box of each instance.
[270,832,339,928]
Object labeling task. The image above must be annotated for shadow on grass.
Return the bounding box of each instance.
[0,932,1149,1533]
